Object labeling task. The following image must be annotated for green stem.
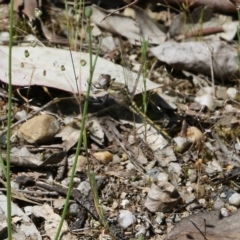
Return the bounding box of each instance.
[6,1,14,239]
[54,6,101,239]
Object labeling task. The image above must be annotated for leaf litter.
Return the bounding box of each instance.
[1,1,240,240]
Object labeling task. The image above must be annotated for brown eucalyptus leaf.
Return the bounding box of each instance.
[165,209,240,240]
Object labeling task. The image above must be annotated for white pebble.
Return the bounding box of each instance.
[188,169,197,183]
[15,110,27,121]
[11,181,19,190]
[77,181,91,196]
[0,32,9,42]
[118,210,136,229]
[229,193,240,206]
[227,87,238,99]
[213,199,224,210]
[121,199,130,208]
[155,212,165,224]
[195,94,216,111]
[157,172,169,182]
[198,198,206,206]
[220,208,228,217]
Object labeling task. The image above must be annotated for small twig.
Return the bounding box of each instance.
[206,43,216,97]
[148,59,157,79]
[101,0,139,22]
[0,188,58,196]
[184,27,224,39]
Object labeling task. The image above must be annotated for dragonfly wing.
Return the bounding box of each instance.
[119,38,144,99]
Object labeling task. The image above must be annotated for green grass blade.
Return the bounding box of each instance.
[54,6,102,240]
[6,0,15,239]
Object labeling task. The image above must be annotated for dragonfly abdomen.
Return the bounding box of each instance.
[129,102,172,141]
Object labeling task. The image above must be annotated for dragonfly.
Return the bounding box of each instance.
[91,51,172,142]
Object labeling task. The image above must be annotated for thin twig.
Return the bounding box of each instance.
[101,0,139,22]
[207,43,215,97]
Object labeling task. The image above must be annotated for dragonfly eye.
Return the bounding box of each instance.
[98,74,111,89]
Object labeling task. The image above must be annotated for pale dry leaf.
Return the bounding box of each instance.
[145,181,182,212]
[166,209,240,240]
[0,45,160,95]
[90,5,141,42]
[134,5,166,44]
[150,40,238,79]
[32,203,77,240]
[0,191,41,239]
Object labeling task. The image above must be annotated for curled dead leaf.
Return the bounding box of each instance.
[145,181,182,213]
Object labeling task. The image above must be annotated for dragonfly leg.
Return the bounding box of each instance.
[89,93,110,105]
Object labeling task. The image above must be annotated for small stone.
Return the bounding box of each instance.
[186,126,204,144]
[227,87,238,99]
[213,199,225,210]
[121,199,130,208]
[227,205,237,213]
[205,160,223,175]
[168,162,182,176]
[15,109,27,121]
[122,153,128,161]
[157,172,169,182]
[147,168,160,180]
[198,198,206,207]
[126,162,135,171]
[18,115,60,144]
[173,136,191,152]
[188,169,197,183]
[61,177,80,187]
[174,214,181,223]
[120,192,128,199]
[229,193,240,206]
[220,208,228,217]
[195,94,217,111]
[69,203,79,217]
[11,181,19,190]
[77,181,91,196]
[155,212,165,224]
[46,172,54,184]
[220,192,227,198]
[0,32,9,43]
[180,189,195,204]
[22,34,39,46]
[24,206,33,216]
[118,210,136,229]
[112,154,121,164]
[93,151,113,164]
[76,156,87,172]
[186,186,194,194]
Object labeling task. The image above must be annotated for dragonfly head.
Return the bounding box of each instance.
[98,74,115,90]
